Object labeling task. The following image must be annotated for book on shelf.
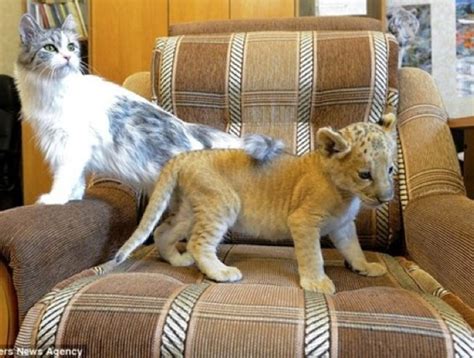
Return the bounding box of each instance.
[26,0,88,40]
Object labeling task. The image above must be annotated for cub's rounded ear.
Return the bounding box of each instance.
[19,14,41,44]
[62,15,77,33]
[316,127,351,158]
[379,113,397,133]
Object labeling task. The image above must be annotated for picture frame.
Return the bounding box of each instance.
[387,0,474,119]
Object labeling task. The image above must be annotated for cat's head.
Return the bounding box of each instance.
[17,14,81,77]
[316,114,397,207]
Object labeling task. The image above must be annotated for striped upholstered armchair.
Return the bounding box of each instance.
[1,17,472,356]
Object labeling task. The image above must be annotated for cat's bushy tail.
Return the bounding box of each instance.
[242,134,284,163]
[114,159,183,264]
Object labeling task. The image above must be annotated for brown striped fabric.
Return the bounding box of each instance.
[16,245,473,357]
[404,195,474,309]
[169,16,383,36]
[152,30,401,252]
[0,179,139,322]
[397,68,465,205]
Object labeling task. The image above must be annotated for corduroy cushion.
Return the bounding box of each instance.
[151,30,401,252]
[16,246,473,357]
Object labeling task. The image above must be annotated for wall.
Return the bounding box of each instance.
[0,0,23,76]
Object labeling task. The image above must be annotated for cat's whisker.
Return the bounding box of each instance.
[79,62,90,75]
[81,60,103,77]
[37,65,50,79]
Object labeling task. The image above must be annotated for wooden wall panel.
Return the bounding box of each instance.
[231,0,295,19]
[169,0,229,25]
[90,0,168,85]
[21,122,51,205]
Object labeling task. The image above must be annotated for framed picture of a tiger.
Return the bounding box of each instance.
[387,0,473,119]
[387,3,432,72]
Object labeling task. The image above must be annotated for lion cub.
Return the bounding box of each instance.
[116,114,396,294]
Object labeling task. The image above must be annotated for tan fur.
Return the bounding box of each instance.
[116,114,397,294]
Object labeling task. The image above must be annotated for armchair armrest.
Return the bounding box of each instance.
[122,71,152,100]
[398,67,465,201]
[404,195,473,308]
[398,68,473,307]
[0,179,138,322]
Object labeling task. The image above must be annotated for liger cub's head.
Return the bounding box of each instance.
[316,114,397,207]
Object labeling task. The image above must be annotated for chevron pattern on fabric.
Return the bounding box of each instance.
[386,89,405,207]
[227,33,246,137]
[397,134,408,210]
[368,32,388,123]
[34,276,98,352]
[160,283,210,357]
[158,36,180,113]
[367,32,391,248]
[421,294,474,358]
[296,31,314,156]
[151,38,167,104]
[375,206,391,249]
[386,89,399,110]
[304,291,331,357]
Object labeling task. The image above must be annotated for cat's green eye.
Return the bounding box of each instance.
[67,43,76,51]
[43,44,57,52]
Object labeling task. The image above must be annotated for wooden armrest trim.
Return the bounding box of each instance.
[448,116,474,129]
[0,261,18,347]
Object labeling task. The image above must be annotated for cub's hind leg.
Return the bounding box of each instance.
[153,199,195,267]
[186,188,241,282]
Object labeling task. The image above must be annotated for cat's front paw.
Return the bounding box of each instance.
[346,261,387,277]
[207,266,242,282]
[300,275,336,294]
[36,194,69,205]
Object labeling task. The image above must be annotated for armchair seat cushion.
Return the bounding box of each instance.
[17,246,472,357]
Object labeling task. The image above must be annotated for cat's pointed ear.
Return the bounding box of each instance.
[19,14,41,44]
[62,15,77,33]
[316,127,351,158]
[379,113,397,133]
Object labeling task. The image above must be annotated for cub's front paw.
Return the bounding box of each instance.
[36,194,69,205]
[346,261,387,277]
[364,262,387,277]
[207,266,242,282]
[168,252,195,267]
[300,275,336,294]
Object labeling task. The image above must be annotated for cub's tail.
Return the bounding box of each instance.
[242,134,285,163]
[114,159,182,264]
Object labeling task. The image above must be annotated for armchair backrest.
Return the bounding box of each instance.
[152,17,401,252]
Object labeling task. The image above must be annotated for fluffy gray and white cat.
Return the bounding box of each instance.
[15,14,282,204]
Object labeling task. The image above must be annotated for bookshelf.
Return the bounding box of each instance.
[25,0,88,40]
